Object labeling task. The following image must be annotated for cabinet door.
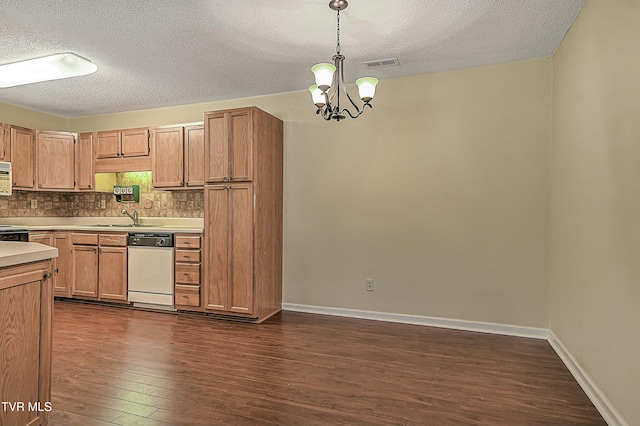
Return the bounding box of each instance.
[121,128,149,157]
[72,245,99,298]
[98,246,128,301]
[185,125,204,187]
[205,112,228,183]
[77,133,95,190]
[52,232,72,297]
[36,131,76,190]
[96,131,121,159]
[228,184,254,314]
[0,123,10,161]
[204,184,254,314]
[0,262,52,426]
[152,127,184,188]
[10,126,35,189]
[229,110,253,182]
[204,185,229,311]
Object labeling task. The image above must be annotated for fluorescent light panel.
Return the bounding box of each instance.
[0,53,97,88]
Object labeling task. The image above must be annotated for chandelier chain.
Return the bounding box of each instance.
[336,10,341,55]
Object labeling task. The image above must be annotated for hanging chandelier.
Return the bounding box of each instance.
[309,0,379,121]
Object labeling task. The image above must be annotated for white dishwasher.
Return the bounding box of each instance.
[127,232,175,310]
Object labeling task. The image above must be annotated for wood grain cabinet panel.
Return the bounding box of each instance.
[29,232,71,297]
[205,109,253,183]
[71,232,128,302]
[95,131,121,159]
[174,233,202,310]
[121,127,150,157]
[152,124,204,189]
[98,246,127,301]
[76,132,95,191]
[71,245,99,298]
[0,123,10,161]
[10,126,35,189]
[36,131,76,190]
[95,128,150,172]
[203,107,283,322]
[0,260,53,426]
[152,126,184,188]
[185,125,204,187]
[175,284,200,307]
[204,184,253,314]
[175,235,201,249]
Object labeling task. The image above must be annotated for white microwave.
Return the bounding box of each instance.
[0,161,12,196]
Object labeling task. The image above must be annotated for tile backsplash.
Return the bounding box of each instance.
[0,172,203,218]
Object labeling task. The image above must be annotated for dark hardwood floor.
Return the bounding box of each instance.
[48,300,605,425]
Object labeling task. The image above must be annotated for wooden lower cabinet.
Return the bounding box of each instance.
[0,260,54,426]
[174,234,202,310]
[72,244,99,298]
[71,232,128,302]
[30,231,73,297]
[98,246,127,301]
[205,184,254,315]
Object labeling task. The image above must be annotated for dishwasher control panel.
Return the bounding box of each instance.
[128,232,174,247]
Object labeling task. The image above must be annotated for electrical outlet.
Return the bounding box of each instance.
[100,199,106,209]
[366,279,374,291]
[30,200,37,209]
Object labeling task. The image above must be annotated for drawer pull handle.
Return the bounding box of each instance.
[182,273,189,277]
[43,272,53,279]
[183,295,189,299]
[183,255,189,259]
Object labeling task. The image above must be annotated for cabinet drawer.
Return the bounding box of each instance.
[175,263,200,284]
[176,249,201,263]
[72,233,98,245]
[98,234,127,247]
[175,235,201,249]
[175,284,200,307]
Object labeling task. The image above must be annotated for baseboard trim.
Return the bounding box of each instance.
[548,331,627,426]
[282,303,625,424]
[282,303,548,339]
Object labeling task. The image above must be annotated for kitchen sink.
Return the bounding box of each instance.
[92,224,162,228]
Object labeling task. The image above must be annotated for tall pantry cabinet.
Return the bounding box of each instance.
[203,107,283,322]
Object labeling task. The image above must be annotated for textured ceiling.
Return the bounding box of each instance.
[0,0,585,118]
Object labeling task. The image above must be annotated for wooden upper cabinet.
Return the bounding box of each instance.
[229,110,252,182]
[95,130,121,159]
[152,124,204,189]
[185,125,204,187]
[152,126,184,188]
[77,133,95,191]
[96,128,149,159]
[122,127,150,157]
[10,126,35,189]
[0,123,10,161]
[205,109,253,183]
[36,131,76,190]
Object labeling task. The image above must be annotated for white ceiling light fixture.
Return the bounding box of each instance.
[0,53,97,88]
[309,0,378,121]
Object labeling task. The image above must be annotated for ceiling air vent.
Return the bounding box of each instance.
[363,58,400,68]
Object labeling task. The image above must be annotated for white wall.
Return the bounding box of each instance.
[550,0,640,423]
[69,58,553,328]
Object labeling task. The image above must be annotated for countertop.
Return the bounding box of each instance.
[0,217,204,234]
[0,242,58,268]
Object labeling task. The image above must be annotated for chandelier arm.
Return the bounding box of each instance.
[337,55,362,117]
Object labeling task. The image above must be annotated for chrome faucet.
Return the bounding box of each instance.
[121,209,139,226]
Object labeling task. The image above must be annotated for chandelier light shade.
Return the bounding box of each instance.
[356,77,378,102]
[311,63,336,92]
[310,0,379,121]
